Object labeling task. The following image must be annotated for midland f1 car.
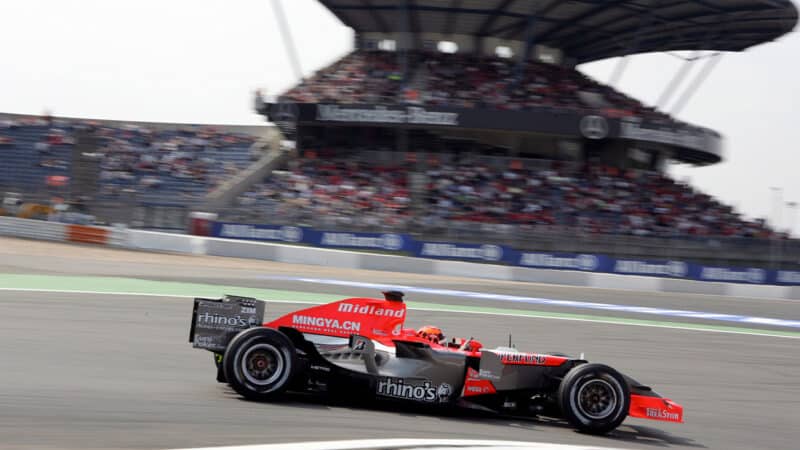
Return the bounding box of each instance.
[189,292,683,434]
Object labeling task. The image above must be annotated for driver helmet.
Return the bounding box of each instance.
[416,325,444,344]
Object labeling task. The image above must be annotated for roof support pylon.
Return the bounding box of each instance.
[608,0,662,87]
[514,3,539,82]
[655,51,700,109]
[670,52,723,115]
[270,0,303,80]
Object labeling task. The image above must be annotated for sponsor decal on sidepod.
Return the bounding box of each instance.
[495,351,568,367]
[463,368,497,397]
[337,302,405,318]
[291,315,361,333]
[479,369,500,380]
[377,377,452,403]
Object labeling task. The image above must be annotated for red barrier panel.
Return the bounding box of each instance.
[67,225,108,245]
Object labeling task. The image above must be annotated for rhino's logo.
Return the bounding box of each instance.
[436,383,452,403]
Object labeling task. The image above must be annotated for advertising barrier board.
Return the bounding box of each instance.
[213,222,306,243]
[208,221,798,286]
[311,231,412,252]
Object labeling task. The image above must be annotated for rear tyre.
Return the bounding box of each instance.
[558,363,629,435]
[222,327,296,401]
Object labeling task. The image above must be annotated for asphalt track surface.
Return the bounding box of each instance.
[1,238,799,449]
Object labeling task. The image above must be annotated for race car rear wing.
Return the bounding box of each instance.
[189,295,266,352]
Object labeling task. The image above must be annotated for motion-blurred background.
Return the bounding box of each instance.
[1,0,799,279]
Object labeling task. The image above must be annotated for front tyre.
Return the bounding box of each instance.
[222,327,296,401]
[558,363,630,435]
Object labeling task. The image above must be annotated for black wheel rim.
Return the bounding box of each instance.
[240,343,284,386]
[576,379,618,420]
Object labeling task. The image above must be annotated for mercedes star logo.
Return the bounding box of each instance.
[580,115,609,140]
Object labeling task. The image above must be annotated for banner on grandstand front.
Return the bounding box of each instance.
[618,117,722,158]
[269,103,723,161]
[279,103,585,136]
[208,221,799,286]
[316,104,460,126]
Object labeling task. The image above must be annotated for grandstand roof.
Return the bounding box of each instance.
[320,0,798,63]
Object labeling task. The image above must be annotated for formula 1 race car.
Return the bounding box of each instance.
[189,292,683,435]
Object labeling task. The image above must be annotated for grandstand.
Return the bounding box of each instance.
[245,0,798,268]
[0,113,272,226]
[1,1,797,269]
[237,149,774,239]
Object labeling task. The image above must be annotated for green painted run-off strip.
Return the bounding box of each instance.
[1,274,798,339]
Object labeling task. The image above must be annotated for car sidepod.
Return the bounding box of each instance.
[474,349,574,391]
[281,331,468,406]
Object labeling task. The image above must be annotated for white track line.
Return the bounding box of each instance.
[1,288,799,339]
[164,438,620,450]
[264,276,800,329]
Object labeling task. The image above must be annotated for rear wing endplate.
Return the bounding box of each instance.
[189,295,266,352]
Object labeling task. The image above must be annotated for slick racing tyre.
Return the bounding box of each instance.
[558,363,630,435]
[223,327,296,401]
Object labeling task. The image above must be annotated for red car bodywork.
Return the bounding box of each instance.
[266,295,683,424]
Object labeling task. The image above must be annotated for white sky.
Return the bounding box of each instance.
[1,0,798,234]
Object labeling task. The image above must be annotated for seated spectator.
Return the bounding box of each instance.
[279,50,680,125]
[235,150,775,240]
[0,117,257,203]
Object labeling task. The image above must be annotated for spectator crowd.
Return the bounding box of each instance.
[239,153,412,229]
[269,50,753,238]
[93,122,254,199]
[0,116,256,202]
[282,52,403,105]
[281,50,673,123]
[1,112,780,240]
[237,151,776,240]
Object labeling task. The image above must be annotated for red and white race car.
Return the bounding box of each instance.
[189,291,683,435]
